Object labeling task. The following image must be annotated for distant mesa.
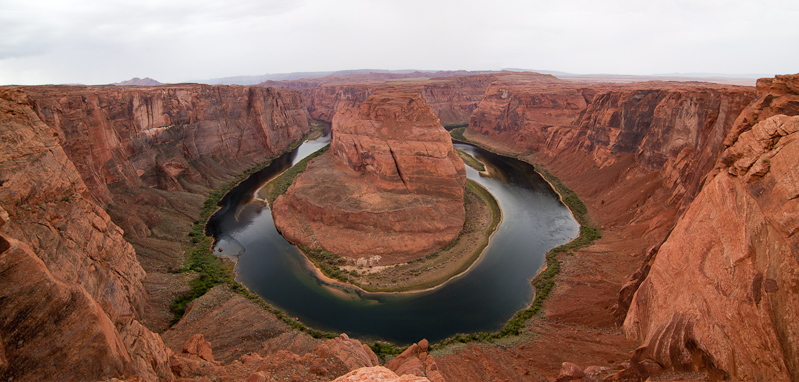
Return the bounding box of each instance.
[272,87,467,265]
[113,77,162,86]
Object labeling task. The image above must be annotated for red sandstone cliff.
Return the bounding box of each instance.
[273,88,467,264]
[467,73,597,152]
[290,73,502,129]
[623,75,799,381]
[0,83,314,381]
[0,87,171,381]
[25,84,310,205]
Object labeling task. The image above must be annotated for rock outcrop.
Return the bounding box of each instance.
[386,339,444,382]
[623,76,799,381]
[273,88,467,263]
[168,332,381,382]
[554,83,756,208]
[0,83,313,381]
[22,83,311,331]
[333,366,431,382]
[291,72,502,128]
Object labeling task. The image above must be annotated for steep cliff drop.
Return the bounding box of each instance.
[623,75,799,381]
[0,87,172,381]
[273,87,467,265]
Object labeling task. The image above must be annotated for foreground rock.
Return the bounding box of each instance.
[273,88,466,264]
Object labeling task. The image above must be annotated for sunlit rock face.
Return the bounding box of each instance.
[623,75,799,381]
[273,87,467,264]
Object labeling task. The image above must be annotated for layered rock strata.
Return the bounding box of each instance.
[273,88,466,264]
[24,84,310,205]
[0,87,171,381]
[0,83,312,381]
[22,83,311,330]
[282,72,509,129]
[623,75,799,381]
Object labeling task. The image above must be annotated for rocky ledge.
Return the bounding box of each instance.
[272,88,467,265]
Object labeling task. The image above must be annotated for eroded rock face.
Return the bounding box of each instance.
[623,76,799,381]
[295,73,499,128]
[0,87,171,381]
[468,74,596,153]
[24,84,310,204]
[331,89,466,200]
[386,339,444,382]
[273,88,466,264]
[560,84,755,207]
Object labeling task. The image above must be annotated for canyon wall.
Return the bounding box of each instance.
[0,87,171,381]
[0,83,313,381]
[25,84,310,205]
[467,74,598,152]
[290,73,503,128]
[623,75,799,381]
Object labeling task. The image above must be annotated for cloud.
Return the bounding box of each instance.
[0,0,797,85]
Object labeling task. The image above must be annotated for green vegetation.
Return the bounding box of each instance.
[369,341,407,362]
[456,148,486,172]
[450,126,468,142]
[443,122,469,131]
[299,245,366,287]
[263,145,329,206]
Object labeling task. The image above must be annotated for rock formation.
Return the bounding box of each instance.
[273,88,467,263]
[623,75,799,381]
[278,72,505,128]
[468,73,598,152]
[386,339,444,382]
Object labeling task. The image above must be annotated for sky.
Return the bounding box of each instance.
[1,0,797,85]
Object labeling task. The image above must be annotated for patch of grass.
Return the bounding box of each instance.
[299,245,366,287]
[369,342,407,362]
[450,126,468,142]
[443,122,469,131]
[456,148,486,171]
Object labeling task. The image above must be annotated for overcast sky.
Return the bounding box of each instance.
[1,0,797,85]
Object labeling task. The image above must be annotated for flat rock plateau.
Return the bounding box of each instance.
[0,71,797,382]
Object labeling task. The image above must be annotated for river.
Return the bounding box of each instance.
[206,132,579,344]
